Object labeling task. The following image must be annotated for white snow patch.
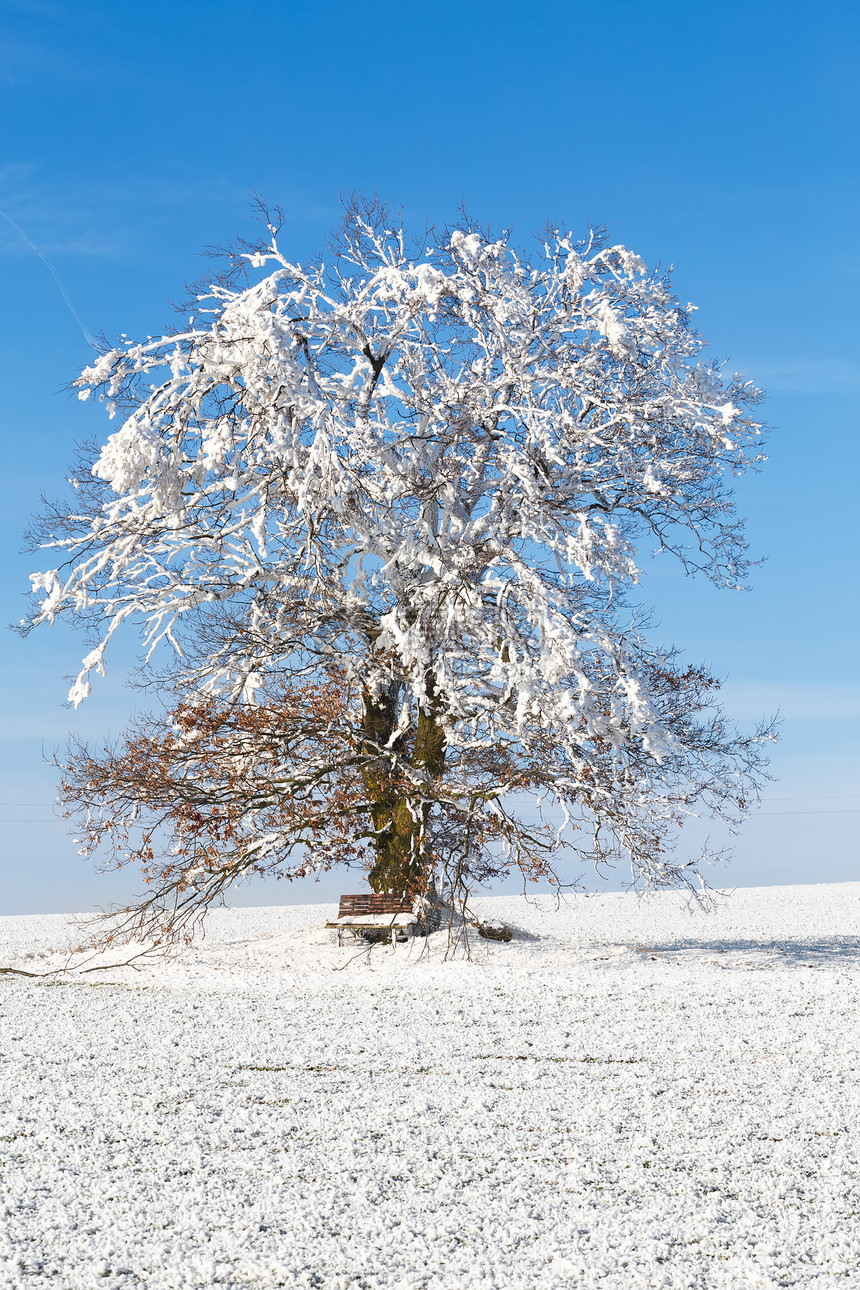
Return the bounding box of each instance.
[1,883,859,1288]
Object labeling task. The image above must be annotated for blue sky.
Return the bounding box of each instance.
[1,0,858,914]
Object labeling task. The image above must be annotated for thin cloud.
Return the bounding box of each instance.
[743,357,860,394]
[0,167,339,261]
[0,228,121,257]
[0,1,66,13]
[721,680,860,722]
[0,2,93,85]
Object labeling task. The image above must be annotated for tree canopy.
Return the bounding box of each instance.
[26,197,774,944]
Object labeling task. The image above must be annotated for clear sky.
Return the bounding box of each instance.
[1,0,857,915]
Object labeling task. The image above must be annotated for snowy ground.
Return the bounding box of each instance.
[1,883,859,1290]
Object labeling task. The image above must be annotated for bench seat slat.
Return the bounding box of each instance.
[326,912,417,928]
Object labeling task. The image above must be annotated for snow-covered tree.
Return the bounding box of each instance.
[26,196,773,941]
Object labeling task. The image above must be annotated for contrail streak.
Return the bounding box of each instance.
[1,211,98,349]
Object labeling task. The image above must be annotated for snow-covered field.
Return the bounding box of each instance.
[1,883,859,1290]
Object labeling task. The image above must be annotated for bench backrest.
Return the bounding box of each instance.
[337,893,413,918]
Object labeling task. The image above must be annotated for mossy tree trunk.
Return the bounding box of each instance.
[360,674,446,895]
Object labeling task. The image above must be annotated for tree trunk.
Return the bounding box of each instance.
[360,676,446,897]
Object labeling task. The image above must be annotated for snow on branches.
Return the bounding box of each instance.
[26,197,773,930]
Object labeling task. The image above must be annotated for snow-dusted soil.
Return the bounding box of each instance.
[1,884,859,1290]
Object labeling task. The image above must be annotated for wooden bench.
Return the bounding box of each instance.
[326,893,418,946]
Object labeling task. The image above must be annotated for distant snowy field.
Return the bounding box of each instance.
[2,884,859,1290]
